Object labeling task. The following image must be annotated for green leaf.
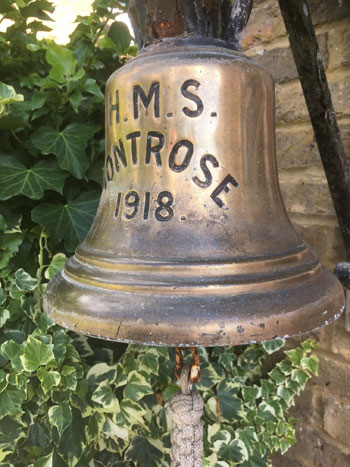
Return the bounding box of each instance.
[57,408,87,465]
[108,21,132,54]
[300,356,318,376]
[257,402,277,422]
[217,438,249,464]
[0,340,24,371]
[37,368,60,392]
[277,386,294,405]
[61,365,78,391]
[48,403,72,435]
[0,156,69,200]
[0,387,26,420]
[0,82,23,116]
[92,382,120,413]
[103,416,129,441]
[45,253,67,280]
[45,42,77,83]
[123,371,153,401]
[242,385,262,409]
[84,78,104,99]
[31,191,99,251]
[125,436,164,467]
[285,348,304,366]
[217,380,245,422]
[86,412,105,443]
[14,268,37,292]
[268,368,285,385]
[291,368,310,389]
[262,339,285,354]
[31,123,93,178]
[20,335,54,372]
[0,231,24,269]
[236,427,259,455]
[119,399,146,427]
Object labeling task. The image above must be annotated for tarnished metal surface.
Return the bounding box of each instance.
[44,39,345,346]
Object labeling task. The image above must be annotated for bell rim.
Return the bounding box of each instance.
[44,262,345,347]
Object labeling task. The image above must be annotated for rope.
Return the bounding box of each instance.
[168,364,204,467]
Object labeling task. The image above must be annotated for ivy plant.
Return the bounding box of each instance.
[0,1,318,466]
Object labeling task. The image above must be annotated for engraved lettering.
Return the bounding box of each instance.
[181,79,204,118]
[112,139,127,172]
[168,140,194,173]
[126,131,141,165]
[155,191,174,221]
[114,192,122,217]
[210,174,239,208]
[192,154,219,188]
[124,191,140,219]
[109,91,119,125]
[106,155,114,181]
[143,192,150,220]
[133,82,160,119]
[145,131,164,166]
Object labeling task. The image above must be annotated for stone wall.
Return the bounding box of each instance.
[242,1,350,465]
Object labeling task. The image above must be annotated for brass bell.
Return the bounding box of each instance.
[44,38,345,346]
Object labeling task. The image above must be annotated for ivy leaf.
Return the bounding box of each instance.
[123,371,153,401]
[45,42,77,83]
[92,382,120,413]
[61,365,78,391]
[31,191,100,251]
[48,404,72,435]
[57,408,87,465]
[217,438,249,464]
[45,253,67,280]
[119,399,146,427]
[0,340,24,372]
[14,269,37,292]
[262,339,285,354]
[0,387,26,420]
[0,82,23,115]
[285,348,304,366]
[37,368,61,392]
[20,335,55,372]
[0,156,69,200]
[125,436,164,467]
[31,123,93,178]
[217,380,245,422]
[108,21,132,54]
[300,356,318,376]
[236,427,259,456]
[291,369,310,389]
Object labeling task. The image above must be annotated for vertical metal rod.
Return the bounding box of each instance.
[278,0,350,259]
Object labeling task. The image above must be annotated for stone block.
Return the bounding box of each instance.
[279,174,335,216]
[318,316,350,361]
[323,396,350,445]
[311,354,350,401]
[308,0,350,25]
[275,75,350,124]
[288,389,323,427]
[271,453,306,467]
[342,29,350,66]
[276,125,321,169]
[243,0,350,51]
[242,0,285,49]
[293,222,336,260]
[284,425,350,467]
[250,34,328,83]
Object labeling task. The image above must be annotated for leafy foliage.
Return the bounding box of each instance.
[0,1,318,466]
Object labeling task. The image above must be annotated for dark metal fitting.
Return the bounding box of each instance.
[334,262,350,289]
[174,347,201,384]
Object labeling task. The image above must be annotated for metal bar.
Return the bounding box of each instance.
[278,0,350,260]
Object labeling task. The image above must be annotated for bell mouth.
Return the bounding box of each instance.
[44,242,345,347]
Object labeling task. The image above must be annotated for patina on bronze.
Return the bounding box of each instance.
[44,38,345,346]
